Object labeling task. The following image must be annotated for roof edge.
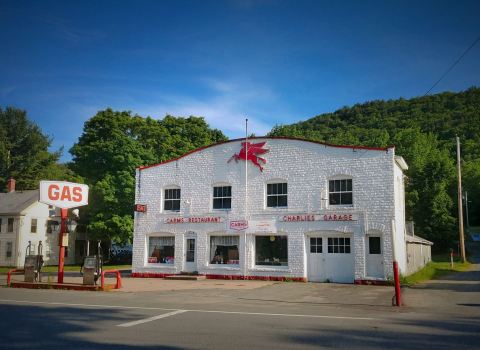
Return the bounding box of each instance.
[138,136,394,171]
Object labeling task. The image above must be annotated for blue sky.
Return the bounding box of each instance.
[1,0,479,162]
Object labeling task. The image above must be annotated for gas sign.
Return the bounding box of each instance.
[39,181,89,209]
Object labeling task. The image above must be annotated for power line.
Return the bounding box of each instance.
[424,35,480,96]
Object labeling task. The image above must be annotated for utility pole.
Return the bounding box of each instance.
[464,191,470,233]
[456,136,466,263]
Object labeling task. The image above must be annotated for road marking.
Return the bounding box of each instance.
[0,299,377,321]
[117,310,188,327]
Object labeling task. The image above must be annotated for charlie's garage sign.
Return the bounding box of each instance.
[39,181,89,208]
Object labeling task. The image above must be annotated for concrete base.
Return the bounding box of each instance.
[10,281,106,291]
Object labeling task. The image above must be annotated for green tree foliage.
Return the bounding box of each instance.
[0,107,76,190]
[269,87,480,249]
[70,109,227,244]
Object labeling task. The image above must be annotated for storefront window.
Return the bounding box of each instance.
[210,236,239,265]
[148,236,175,264]
[255,236,288,266]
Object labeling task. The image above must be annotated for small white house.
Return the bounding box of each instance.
[132,137,429,283]
[0,179,76,267]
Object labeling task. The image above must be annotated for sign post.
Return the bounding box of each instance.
[39,181,89,284]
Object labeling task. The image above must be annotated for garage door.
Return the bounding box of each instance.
[307,236,354,283]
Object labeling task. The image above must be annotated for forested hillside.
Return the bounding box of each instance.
[269,87,480,249]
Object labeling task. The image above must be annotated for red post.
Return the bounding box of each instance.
[393,261,402,306]
[58,208,68,284]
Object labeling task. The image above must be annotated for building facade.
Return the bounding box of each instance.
[132,137,411,283]
[0,179,77,267]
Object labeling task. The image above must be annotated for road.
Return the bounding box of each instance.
[0,265,479,349]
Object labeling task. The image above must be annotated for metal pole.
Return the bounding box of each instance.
[58,208,68,283]
[456,136,466,263]
[244,118,248,278]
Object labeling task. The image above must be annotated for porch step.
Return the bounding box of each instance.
[164,274,206,281]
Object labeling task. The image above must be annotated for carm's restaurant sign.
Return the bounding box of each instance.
[165,216,225,224]
[281,213,358,222]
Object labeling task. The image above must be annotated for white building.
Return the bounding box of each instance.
[0,179,77,267]
[132,137,418,283]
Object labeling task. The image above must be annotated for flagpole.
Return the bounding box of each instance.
[244,118,248,278]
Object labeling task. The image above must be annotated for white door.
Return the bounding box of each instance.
[324,236,355,283]
[366,236,384,278]
[307,237,325,282]
[184,237,197,272]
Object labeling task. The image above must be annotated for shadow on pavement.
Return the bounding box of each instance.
[0,304,186,349]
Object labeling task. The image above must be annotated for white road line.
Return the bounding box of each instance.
[117,310,188,327]
[0,298,377,321]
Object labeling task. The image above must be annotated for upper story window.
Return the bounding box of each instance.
[329,179,353,206]
[31,218,37,233]
[213,186,232,210]
[267,182,288,208]
[164,188,181,212]
[7,218,14,232]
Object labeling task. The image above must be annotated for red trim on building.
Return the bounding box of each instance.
[131,272,306,282]
[137,136,394,171]
[354,279,391,286]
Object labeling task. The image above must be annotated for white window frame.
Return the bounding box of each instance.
[327,237,351,254]
[212,184,232,211]
[146,234,176,265]
[163,186,181,212]
[31,218,38,233]
[208,234,240,266]
[265,181,288,209]
[328,177,353,207]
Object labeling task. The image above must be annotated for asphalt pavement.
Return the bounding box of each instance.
[0,265,479,349]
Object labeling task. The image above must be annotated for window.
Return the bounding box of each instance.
[329,179,353,205]
[327,237,351,253]
[31,218,37,233]
[213,186,232,210]
[210,236,239,265]
[8,218,14,232]
[164,188,181,211]
[186,238,195,262]
[148,236,175,264]
[65,247,68,258]
[0,218,2,233]
[369,237,381,254]
[255,236,288,266]
[310,237,322,253]
[6,241,12,258]
[267,183,287,208]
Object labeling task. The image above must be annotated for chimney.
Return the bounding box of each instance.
[7,178,15,193]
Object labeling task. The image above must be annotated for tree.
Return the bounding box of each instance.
[70,109,227,244]
[0,107,65,190]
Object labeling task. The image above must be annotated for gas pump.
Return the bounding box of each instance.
[24,241,44,283]
[80,241,103,285]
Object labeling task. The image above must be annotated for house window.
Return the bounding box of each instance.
[148,236,175,264]
[164,188,181,212]
[0,218,2,233]
[310,237,322,253]
[329,179,353,205]
[267,183,288,208]
[327,237,351,253]
[210,236,239,265]
[31,219,37,233]
[6,241,12,258]
[213,186,232,210]
[255,236,288,266]
[8,218,14,232]
[369,237,381,254]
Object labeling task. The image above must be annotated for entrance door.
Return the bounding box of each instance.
[184,237,197,272]
[307,237,326,282]
[366,236,384,278]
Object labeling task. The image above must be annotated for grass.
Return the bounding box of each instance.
[0,264,131,274]
[401,254,471,286]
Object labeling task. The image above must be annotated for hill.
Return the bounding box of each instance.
[269,87,480,250]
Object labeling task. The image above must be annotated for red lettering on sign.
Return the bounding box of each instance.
[60,186,72,201]
[72,187,82,202]
[48,184,60,200]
